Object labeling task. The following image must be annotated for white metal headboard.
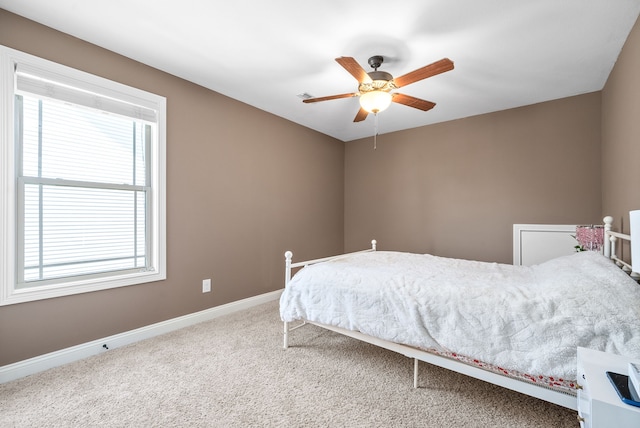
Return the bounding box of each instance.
[514,216,638,279]
[602,215,637,277]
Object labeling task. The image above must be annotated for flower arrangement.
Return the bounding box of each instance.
[573,225,604,252]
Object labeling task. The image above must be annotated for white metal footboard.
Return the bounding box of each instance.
[282,240,377,349]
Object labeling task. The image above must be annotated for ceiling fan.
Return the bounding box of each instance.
[303,55,454,122]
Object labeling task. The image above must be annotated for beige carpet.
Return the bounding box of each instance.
[0,300,577,427]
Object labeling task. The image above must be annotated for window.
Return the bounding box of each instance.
[0,46,166,305]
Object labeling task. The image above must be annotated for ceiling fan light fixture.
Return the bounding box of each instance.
[302,56,453,123]
[359,90,392,114]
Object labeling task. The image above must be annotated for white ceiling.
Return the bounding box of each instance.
[2,1,640,142]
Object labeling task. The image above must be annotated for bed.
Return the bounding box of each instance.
[279,216,640,410]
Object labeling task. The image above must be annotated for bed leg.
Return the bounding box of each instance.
[413,358,419,388]
[283,321,289,349]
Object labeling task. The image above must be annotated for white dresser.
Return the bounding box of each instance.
[577,347,640,427]
[512,224,578,266]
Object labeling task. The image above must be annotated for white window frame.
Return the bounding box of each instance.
[0,45,166,305]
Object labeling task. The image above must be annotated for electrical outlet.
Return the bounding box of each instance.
[202,278,211,293]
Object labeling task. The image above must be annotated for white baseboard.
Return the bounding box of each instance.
[0,289,282,384]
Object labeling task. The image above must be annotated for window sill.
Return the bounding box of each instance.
[0,269,166,306]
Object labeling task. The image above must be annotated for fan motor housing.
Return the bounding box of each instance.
[368,71,393,82]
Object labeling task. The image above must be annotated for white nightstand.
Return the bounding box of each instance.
[577,347,640,428]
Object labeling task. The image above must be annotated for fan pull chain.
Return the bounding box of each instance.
[374,112,379,150]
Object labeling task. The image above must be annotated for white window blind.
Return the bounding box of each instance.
[15,63,157,122]
[1,45,166,304]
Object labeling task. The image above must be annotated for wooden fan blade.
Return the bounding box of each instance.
[335,57,372,84]
[302,93,359,103]
[392,93,436,111]
[393,58,454,88]
[353,107,369,122]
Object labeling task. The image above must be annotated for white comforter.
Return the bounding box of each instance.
[280,250,640,379]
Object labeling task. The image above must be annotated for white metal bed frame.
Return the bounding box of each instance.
[282,216,637,411]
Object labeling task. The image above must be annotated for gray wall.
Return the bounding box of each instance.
[0,10,345,365]
[345,93,602,263]
[602,14,640,244]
